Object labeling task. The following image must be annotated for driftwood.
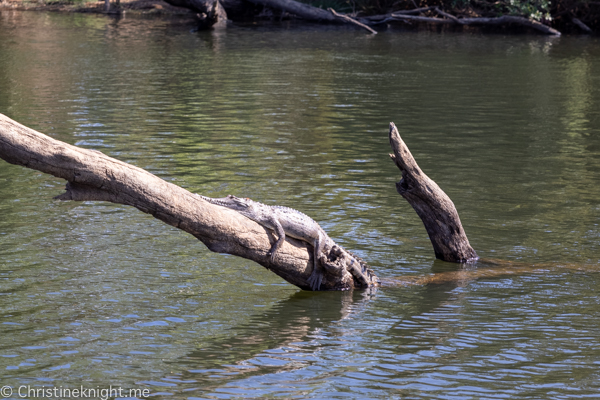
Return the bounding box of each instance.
[0,114,381,291]
[0,114,478,291]
[158,0,564,35]
[162,0,378,31]
[572,17,593,33]
[328,8,377,34]
[363,9,562,35]
[388,122,478,263]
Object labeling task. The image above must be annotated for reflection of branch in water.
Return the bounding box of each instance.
[179,288,377,387]
[381,259,598,288]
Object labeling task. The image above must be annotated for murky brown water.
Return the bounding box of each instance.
[1,11,599,399]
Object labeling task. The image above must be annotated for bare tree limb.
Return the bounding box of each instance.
[0,113,378,291]
[328,7,378,34]
[434,7,461,24]
[572,17,593,33]
[388,122,478,263]
[389,13,454,23]
[364,6,437,21]
[460,15,561,35]
[363,8,562,35]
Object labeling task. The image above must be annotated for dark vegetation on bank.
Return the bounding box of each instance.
[1,0,598,35]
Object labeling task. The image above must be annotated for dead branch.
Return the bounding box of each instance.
[328,8,378,34]
[363,8,562,35]
[389,13,454,23]
[434,7,461,23]
[388,122,478,263]
[572,17,593,32]
[460,15,561,35]
[0,113,376,291]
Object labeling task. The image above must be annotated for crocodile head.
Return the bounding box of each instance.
[222,194,252,210]
[198,194,256,212]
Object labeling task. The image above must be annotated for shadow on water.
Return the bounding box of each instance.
[178,290,376,381]
[175,267,468,389]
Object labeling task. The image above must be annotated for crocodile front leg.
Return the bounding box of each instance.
[266,216,286,263]
[306,232,325,291]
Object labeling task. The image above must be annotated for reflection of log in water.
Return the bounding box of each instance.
[180,289,376,387]
[382,259,598,288]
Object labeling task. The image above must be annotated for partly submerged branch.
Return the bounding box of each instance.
[388,122,478,263]
[363,8,562,35]
[0,113,375,291]
[328,8,378,34]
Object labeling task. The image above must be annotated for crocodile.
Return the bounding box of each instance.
[196,194,378,290]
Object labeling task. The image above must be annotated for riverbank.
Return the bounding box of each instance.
[1,0,597,34]
[0,0,193,15]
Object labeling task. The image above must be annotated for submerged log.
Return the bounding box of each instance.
[388,122,478,263]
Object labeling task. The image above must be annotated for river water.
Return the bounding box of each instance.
[1,10,599,399]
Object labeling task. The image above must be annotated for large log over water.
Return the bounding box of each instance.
[0,113,378,290]
[0,114,477,290]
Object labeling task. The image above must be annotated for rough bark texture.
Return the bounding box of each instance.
[1,114,481,289]
[0,113,373,291]
[388,122,478,263]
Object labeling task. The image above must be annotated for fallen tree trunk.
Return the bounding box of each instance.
[163,0,377,32]
[0,113,377,291]
[0,114,479,290]
[364,9,562,35]
[460,15,561,35]
[572,17,593,33]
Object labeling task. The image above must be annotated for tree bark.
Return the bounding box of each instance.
[1,115,480,290]
[0,113,378,291]
[388,122,478,263]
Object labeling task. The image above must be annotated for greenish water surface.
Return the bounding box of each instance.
[1,11,599,399]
